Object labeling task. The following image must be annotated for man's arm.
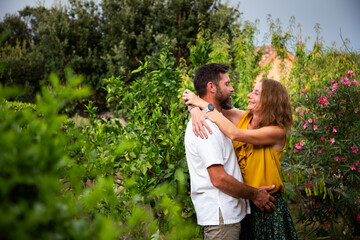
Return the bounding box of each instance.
[207,164,276,211]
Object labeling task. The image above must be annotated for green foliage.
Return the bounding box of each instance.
[1,99,37,112]
[188,30,213,69]
[1,0,242,113]
[283,70,360,238]
[0,40,45,102]
[230,23,264,108]
[0,72,115,239]
[103,49,199,237]
[267,15,293,61]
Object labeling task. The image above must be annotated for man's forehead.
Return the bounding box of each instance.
[219,72,230,81]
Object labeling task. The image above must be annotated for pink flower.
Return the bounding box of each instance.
[341,77,351,86]
[353,79,358,86]
[313,171,317,176]
[294,149,298,153]
[324,125,327,129]
[351,146,359,153]
[334,156,339,161]
[302,88,306,92]
[301,121,305,125]
[300,141,305,146]
[330,138,335,143]
[295,108,299,113]
[355,108,358,114]
[295,144,302,149]
[333,128,337,133]
[317,148,323,154]
[350,165,356,171]
[342,158,347,163]
[313,125,318,131]
[318,97,330,105]
[332,83,338,91]
[306,180,312,186]
[357,214,360,221]
[331,79,335,83]
[346,70,354,76]
[323,222,327,227]
[303,124,308,129]
[356,161,360,166]
[321,136,325,140]
[308,118,313,123]
[314,119,318,123]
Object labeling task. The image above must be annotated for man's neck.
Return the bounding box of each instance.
[202,96,222,112]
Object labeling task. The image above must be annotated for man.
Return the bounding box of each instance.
[184,63,275,239]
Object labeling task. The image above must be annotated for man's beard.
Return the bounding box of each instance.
[215,91,233,110]
[220,97,233,110]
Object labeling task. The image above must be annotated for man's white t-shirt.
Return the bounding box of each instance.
[185,118,250,226]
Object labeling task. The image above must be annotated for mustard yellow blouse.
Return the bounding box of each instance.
[232,111,284,194]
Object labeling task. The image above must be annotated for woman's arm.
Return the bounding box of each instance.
[182,90,214,139]
[182,89,284,146]
[182,89,244,132]
[222,108,246,125]
[207,109,285,146]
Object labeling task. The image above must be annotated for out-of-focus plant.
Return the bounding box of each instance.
[283,70,360,238]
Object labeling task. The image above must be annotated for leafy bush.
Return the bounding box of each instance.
[0,72,121,239]
[1,99,37,112]
[284,70,360,238]
[103,49,199,238]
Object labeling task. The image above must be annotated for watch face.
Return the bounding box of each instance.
[208,104,214,111]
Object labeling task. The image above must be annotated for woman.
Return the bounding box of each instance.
[183,78,297,240]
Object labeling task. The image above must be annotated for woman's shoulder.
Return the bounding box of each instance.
[223,108,246,125]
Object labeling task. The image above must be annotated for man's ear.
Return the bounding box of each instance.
[207,82,217,94]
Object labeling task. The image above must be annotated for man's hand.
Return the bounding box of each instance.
[252,185,276,212]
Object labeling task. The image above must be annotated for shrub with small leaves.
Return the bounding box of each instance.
[284,70,360,238]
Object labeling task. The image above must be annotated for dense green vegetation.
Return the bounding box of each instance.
[1,0,359,239]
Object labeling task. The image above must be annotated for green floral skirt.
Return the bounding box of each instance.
[240,191,298,240]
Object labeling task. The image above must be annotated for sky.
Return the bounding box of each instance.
[1,0,360,52]
[227,0,360,52]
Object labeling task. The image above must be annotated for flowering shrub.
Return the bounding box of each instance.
[284,70,360,238]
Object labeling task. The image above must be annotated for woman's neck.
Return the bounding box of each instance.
[249,113,262,129]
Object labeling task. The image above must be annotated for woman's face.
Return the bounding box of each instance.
[247,81,262,113]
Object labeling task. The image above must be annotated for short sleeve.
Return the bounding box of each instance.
[196,121,225,168]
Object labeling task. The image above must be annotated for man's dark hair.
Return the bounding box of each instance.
[194,63,229,97]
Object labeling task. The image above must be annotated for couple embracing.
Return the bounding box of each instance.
[183,63,297,240]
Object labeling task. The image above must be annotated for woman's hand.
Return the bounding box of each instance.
[182,89,215,139]
[190,107,213,139]
[182,89,208,110]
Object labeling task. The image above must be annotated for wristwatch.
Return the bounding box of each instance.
[202,104,214,113]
